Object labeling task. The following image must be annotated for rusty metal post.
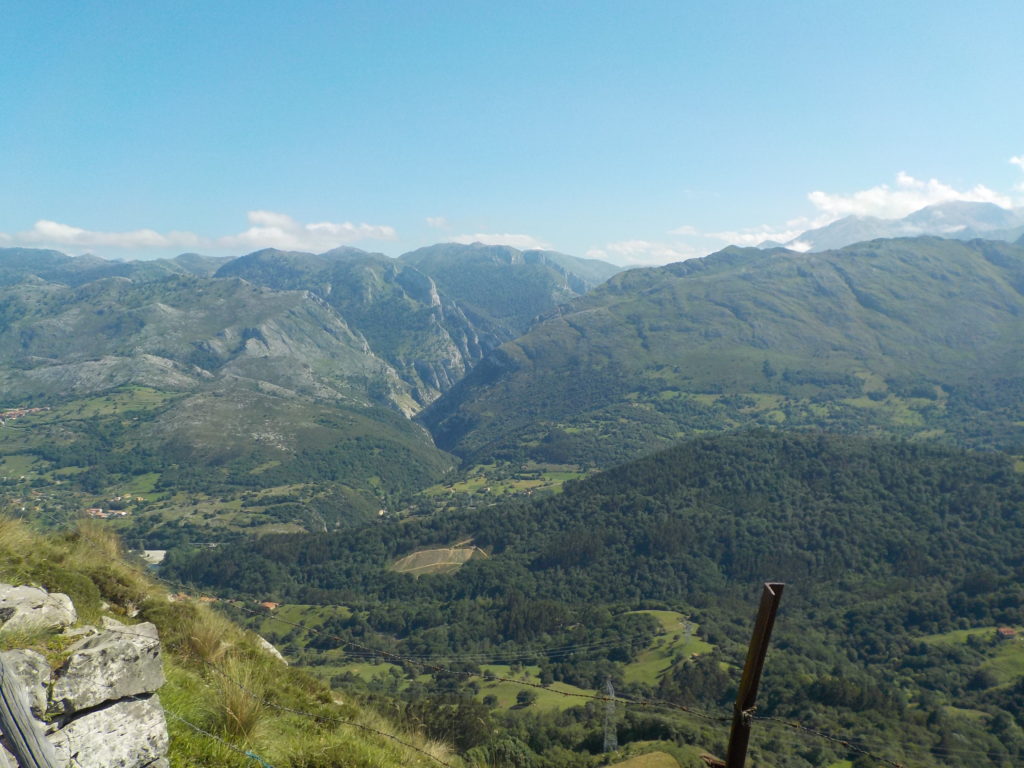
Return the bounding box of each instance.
[725,582,785,768]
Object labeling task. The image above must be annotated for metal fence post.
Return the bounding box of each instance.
[725,582,785,768]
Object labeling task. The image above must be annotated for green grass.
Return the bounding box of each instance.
[0,516,452,768]
[0,453,37,477]
[475,664,595,712]
[608,751,680,768]
[622,610,714,687]
[120,472,160,495]
[918,626,1024,686]
[391,546,485,576]
[920,626,1003,646]
[982,638,1024,683]
[421,461,586,502]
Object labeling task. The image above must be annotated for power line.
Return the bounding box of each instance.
[151,573,732,725]
[753,714,908,768]
[147,573,961,767]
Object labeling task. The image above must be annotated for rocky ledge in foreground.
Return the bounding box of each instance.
[0,583,169,768]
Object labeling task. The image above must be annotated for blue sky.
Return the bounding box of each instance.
[1,1,1022,264]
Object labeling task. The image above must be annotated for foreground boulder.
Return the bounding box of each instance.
[51,620,164,713]
[0,585,168,768]
[0,584,76,632]
[51,695,169,768]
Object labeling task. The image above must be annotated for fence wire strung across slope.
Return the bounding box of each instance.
[152,574,733,726]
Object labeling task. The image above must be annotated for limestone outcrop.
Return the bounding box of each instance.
[0,584,77,633]
[51,619,164,713]
[0,583,169,768]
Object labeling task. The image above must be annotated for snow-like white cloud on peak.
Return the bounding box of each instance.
[807,172,1012,221]
[450,233,553,250]
[704,224,810,248]
[685,171,1019,253]
[0,211,397,254]
[587,240,698,266]
[217,211,397,251]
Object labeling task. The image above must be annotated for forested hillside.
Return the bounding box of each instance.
[164,433,1024,767]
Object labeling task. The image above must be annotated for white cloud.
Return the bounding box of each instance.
[450,233,553,250]
[693,171,1020,252]
[15,220,202,249]
[668,224,698,236]
[216,211,397,252]
[425,216,449,229]
[587,240,698,266]
[0,210,397,255]
[1011,156,1024,193]
[705,225,810,247]
[807,172,1012,221]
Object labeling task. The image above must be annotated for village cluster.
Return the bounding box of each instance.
[85,494,147,518]
[0,406,47,424]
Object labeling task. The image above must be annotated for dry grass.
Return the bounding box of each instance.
[217,655,268,742]
[187,606,237,664]
[0,515,37,579]
[72,519,123,561]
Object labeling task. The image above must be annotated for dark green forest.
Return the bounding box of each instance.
[164,433,1024,767]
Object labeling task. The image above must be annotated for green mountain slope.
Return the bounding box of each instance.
[422,237,1024,465]
[216,243,621,405]
[399,242,622,333]
[0,262,453,536]
[0,247,232,286]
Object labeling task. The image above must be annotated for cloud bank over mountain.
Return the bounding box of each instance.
[0,211,397,256]
[3,160,1023,265]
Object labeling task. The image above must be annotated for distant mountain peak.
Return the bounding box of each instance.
[776,201,1024,252]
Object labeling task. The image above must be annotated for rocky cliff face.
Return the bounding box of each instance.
[0,583,169,768]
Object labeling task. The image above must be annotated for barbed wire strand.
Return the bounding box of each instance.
[753,714,910,768]
[161,704,276,768]
[756,720,1015,762]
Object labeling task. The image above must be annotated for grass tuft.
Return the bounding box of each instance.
[217,655,268,742]
[188,607,237,664]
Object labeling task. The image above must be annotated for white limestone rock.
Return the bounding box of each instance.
[0,584,76,632]
[50,622,164,713]
[257,634,289,665]
[51,694,169,768]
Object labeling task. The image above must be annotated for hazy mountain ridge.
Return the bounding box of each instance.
[777,200,1024,252]
[216,243,620,404]
[0,244,619,528]
[422,237,1024,465]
